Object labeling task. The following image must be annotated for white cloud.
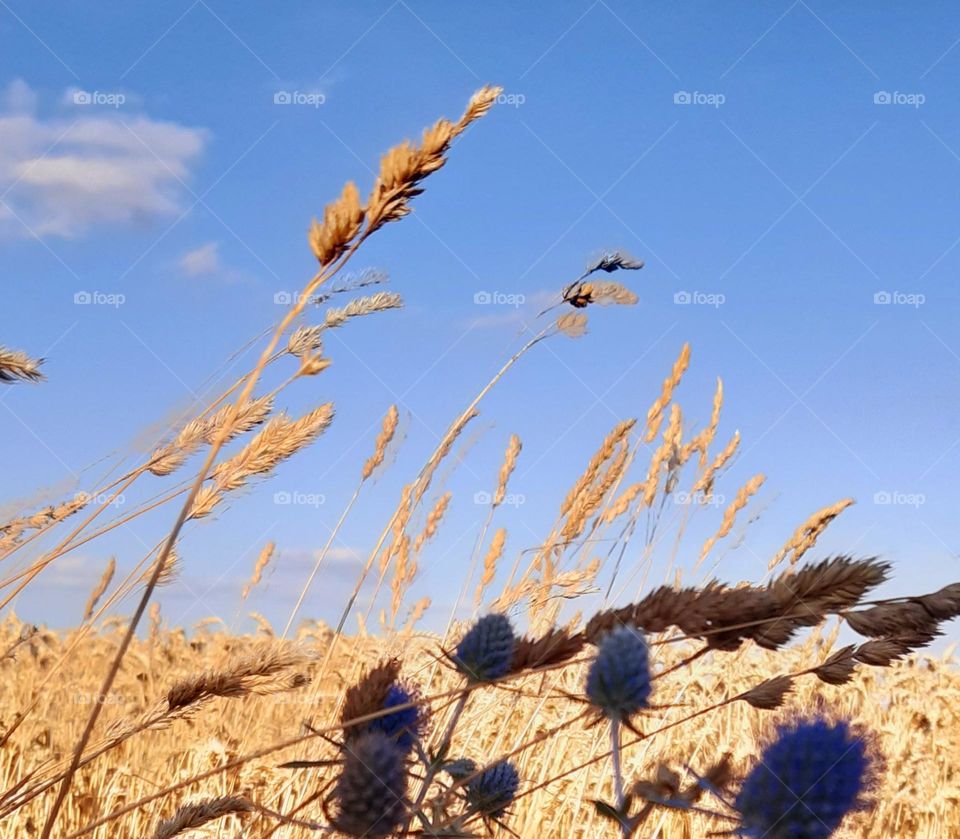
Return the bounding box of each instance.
[179,241,221,277]
[0,79,208,239]
[4,78,37,113]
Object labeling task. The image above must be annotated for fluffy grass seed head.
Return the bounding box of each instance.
[465,760,520,819]
[453,613,515,683]
[586,625,652,720]
[333,730,408,838]
[735,717,872,839]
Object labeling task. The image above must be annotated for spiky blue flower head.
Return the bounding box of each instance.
[368,682,424,752]
[443,757,478,781]
[585,625,651,719]
[465,760,520,818]
[735,718,871,839]
[333,730,408,838]
[453,613,515,683]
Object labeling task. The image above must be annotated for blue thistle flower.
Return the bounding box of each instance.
[368,682,423,752]
[333,730,408,838]
[735,718,871,839]
[465,760,520,818]
[443,757,478,780]
[585,625,651,719]
[453,613,515,683]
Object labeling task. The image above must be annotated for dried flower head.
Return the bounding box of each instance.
[464,760,520,819]
[452,613,516,683]
[735,718,872,839]
[586,626,651,720]
[333,731,408,838]
[443,757,478,781]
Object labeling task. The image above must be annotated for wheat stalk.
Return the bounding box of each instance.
[0,346,44,384]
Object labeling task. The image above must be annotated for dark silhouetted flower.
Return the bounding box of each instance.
[333,731,408,837]
[465,760,520,818]
[443,757,478,780]
[585,625,651,719]
[735,718,871,839]
[453,613,515,683]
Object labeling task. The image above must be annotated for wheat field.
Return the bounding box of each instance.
[2,86,959,838]
[0,619,957,837]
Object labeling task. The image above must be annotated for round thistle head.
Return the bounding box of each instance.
[464,760,520,819]
[333,730,408,838]
[443,757,478,781]
[453,613,515,683]
[368,682,425,752]
[735,718,872,839]
[585,625,651,719]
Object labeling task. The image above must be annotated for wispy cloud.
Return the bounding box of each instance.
[0,79,208,239]
[178,241,221,277]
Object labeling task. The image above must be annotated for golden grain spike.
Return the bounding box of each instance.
[770,498,855,570]
[308,180,364,267]
[241,541,276,600]
[494,434,522,507]
[362,404,399,481]
[0,346,44,384]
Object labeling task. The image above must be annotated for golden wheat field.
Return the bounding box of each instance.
[3,82,960,839]
[0,619,958,838]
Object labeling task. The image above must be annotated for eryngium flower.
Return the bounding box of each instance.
[443,757,478,780]
[453,613,515,683]
[585,625,651,719]
[735,718,870,839]
[369,682,423,752]
[465,760,520,818]
[333,731,408,838]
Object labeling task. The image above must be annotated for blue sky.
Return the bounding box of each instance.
[2,1,960,642]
